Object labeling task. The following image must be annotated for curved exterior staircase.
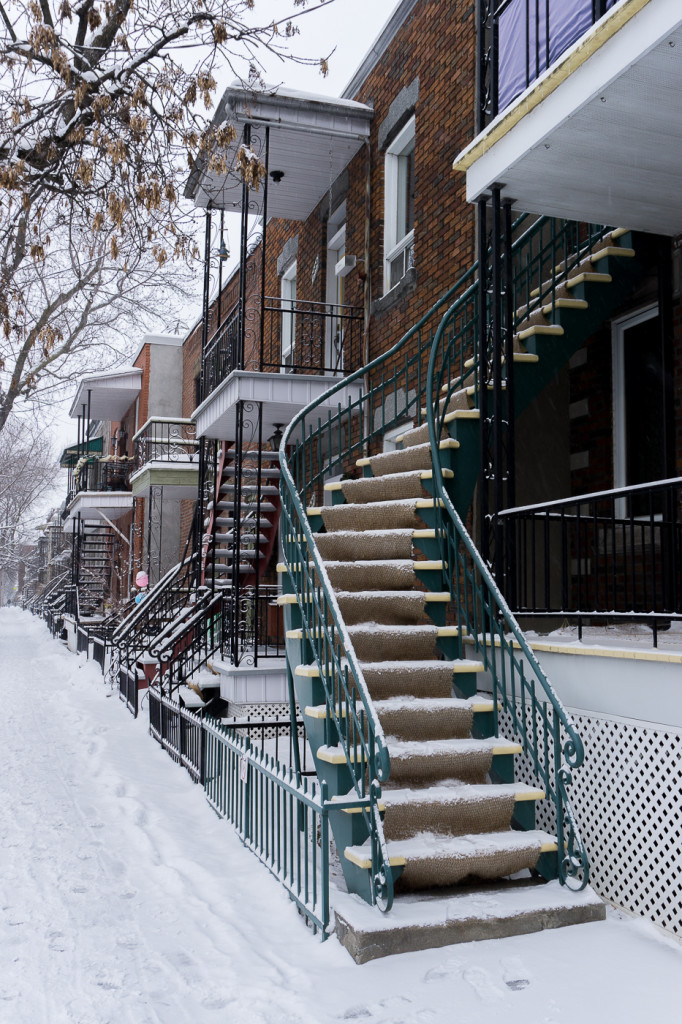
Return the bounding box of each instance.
[277,217,642,960]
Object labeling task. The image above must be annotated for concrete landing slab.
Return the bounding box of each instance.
[334,880,605,963]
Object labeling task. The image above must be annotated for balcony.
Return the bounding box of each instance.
[129,417,200,499]
[455,0,682,235]
[195,298,365,442]
[64,456,134,522]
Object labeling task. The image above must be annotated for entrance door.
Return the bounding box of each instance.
[612,305,667,492]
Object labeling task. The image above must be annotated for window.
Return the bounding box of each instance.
[326,203,347,373]
[280,261,297,372]
[384,116,415,294]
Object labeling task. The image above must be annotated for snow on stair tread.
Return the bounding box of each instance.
[372,696,491,715]
[379,781,545,806]
[358,659,478,672]
[386,736,522,758]
[345,828,557,868]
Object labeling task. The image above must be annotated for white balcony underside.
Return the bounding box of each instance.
[193,370,363,442]
[65,492,133,522]
[129,461,199,499]
[459,0,682,235]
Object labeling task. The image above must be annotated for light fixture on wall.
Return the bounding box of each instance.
[270,170,285,184]
[217,230,230,262]
[268,424,284,451]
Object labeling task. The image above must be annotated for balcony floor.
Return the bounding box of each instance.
[65,491,133,522]
[193,370,364,441]
[455,0,682,235]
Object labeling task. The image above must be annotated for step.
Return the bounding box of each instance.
[590,245,635,263]
[356,439,459,474]
[219,483,279,496]
[306,498,444,532]
[384,734,522,785]
[217,501,277,513]
[225,448,280,461]
[333,880,605,963]
[324,470,452,505]
[222,466,280,479]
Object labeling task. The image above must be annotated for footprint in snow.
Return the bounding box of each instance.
[501,954,531,991]
[423,956,462,983]
[462,966,506,1004]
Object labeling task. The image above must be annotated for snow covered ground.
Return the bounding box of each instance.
[1,606,681,1024]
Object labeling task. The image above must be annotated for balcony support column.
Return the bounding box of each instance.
[259,126,270,373]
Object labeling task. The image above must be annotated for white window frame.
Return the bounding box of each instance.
[384,116,415,295]
[611,302,658,517]
[326,214,347,374]
[280,261,297,372]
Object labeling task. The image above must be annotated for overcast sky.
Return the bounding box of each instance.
[39,0,403,521]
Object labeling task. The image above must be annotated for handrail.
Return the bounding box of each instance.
[279,254,495,912]
[425,224,597,890]
[497,475,682,516]
[132,416,197,442]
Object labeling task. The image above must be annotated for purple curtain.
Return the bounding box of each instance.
[498,0,622,113]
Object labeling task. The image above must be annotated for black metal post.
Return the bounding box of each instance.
[254,403,263,667]
[491,184,504,584]
[200,207,212,400]
[259,126,270,372]
[231,404,244,665]
[477,195,490,563]
[238,123,251,371]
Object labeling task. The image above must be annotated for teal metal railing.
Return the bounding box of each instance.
[203,717,330,936]
[425,218,607,889]
[279,215,610,898]
[279,254,496,912]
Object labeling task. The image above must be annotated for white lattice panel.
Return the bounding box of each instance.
[497,703,682,936]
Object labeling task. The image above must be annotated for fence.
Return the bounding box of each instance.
[119,665,139,717]
[494,478,682,644]
[147,687,329,936]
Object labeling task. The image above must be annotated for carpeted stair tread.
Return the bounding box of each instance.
[364,443,436,476]
[347,623,439,661]
[384,735,520,785]
[336,590,431,625]
[345,829,555,889]
[340,470,433,504]
[320,499,432,533]
[323,559,417,592]
[360,660,472,699]
[373,696,474,740]
[315,529,414,562]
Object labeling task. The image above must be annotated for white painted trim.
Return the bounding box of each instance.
[611,302,658,494]
[384,115,415,294]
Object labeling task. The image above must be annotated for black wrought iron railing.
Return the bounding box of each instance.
[201,296,362,402]
[494,478,682,644]
[222,584,285,666]
[259,297,362,376]
[75,458,133,494]
[133,418,199,472]
[479,0,623,128]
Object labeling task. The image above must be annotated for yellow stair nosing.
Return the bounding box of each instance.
[493,742,522,756]
[610,227,631,240]
[444,409,480,422]
[316,747,348,765]
[324,482,344,492]
[341,803,385,815]
[416,498,445,509]
[295,664,322,678]
[306,506,324,517]
[452,659,481,672]
[417,561,446,571]
[413,528,436,539]
[540,839,558,853]
[424,592,450,602]
[516,324,564,341]
[276,594,298,606]
[541,298,588,314]
[356,457,371,467]
[344,848,406,869]
[590,246,635,262]
[566,271,612,287]
[516,788,546,803]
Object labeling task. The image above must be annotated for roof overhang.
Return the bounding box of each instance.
[129,462,200,500]
[185,83,373,220]
[69,367,142,421]
[454,0,682,236]
[60,437,103,467]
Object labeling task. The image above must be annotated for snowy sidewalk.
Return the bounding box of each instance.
[1,607,681,1024]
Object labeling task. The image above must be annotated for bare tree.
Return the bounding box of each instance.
[0,0,333,430]
[0,412,58,601]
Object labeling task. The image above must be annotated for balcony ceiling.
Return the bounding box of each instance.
[456,0,682,236]
[69,368,142,421]
[64,492,133,522]
[185,84,373,220]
